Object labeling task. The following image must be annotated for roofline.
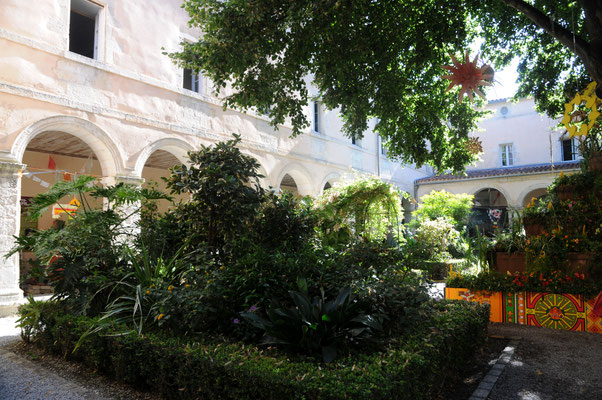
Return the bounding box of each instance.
[415,162,580,186]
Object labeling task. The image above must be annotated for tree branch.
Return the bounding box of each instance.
[498,0,590,59]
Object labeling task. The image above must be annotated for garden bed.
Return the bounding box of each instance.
[19,300,489,400]
[446,287,602,333]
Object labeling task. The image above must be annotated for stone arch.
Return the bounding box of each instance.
[473,187,509,207]
[12,115,123,178]
[319,172,341,193]
[519,186,549,208]
[275,163,314,196]
[133,137,195,177]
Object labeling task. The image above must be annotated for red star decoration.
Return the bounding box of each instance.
[441,51,494,102]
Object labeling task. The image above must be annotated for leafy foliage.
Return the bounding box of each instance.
[477,1,602,117]
[170,0,488,172]
[19,299,490,399]
[447,269,601,298]
[163,134,264,260]
[9,175,169,315]
[170,1,602,171]
[242,285,381,363]
[314,176,407,245]
[411,190,474,230]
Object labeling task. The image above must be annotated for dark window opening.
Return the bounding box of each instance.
[69,11,96,58]
[183,68,201,92]
[313,101,320,133]
[562,139,576,161]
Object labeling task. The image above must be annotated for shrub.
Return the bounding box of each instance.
[411,190,474,229]
[163,134,265,261]
[447,269,602,297]
[19,300,490,400]
[242,286,382,363]
[314,176,407,245]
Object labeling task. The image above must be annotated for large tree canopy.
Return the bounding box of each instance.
[171,0,602,172]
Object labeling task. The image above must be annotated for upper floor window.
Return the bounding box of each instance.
[379,136,388,156]
[69,0,102,59]
[500,144,514,167]
[351,136,361,147]
[183,68,202,93]
[561,138,578,161]
[313,101,321,133]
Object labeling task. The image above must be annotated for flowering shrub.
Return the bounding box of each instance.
[407,217,459,263]
[447,270,601,297]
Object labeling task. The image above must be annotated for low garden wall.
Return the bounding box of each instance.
[446,288,602,333]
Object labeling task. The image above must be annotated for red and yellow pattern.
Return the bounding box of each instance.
[525,293,585,332]
[585,297,602,334]
[446,288,600,334]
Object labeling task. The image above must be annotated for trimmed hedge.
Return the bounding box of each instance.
[20,300,489,400]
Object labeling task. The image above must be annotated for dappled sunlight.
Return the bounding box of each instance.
[0,316,19,338]
[518,390,543,400]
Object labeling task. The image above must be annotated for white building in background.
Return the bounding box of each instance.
[0,0,429,306]
[415,98,580,229]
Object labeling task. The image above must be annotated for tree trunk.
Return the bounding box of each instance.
[499,0,602,95]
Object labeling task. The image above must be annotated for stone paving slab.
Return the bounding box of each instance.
[486,323,602,400]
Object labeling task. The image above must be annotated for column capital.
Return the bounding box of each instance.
[0,161,26,175]
[104,175,145,186]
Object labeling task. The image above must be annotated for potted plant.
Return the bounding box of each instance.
[580,124,602,172]
[522,197,549,236]
[491,215,527,273]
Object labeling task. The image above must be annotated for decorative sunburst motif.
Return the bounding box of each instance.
[441,51,494,102]
[561,82,601,138]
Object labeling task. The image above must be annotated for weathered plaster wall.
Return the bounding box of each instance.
[469,99,568,169]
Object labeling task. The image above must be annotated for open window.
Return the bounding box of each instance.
[500,143,514,167]
[561,137,578,161]
[313,101,321,133]
[69,0,102,59]
[183,68,202,93]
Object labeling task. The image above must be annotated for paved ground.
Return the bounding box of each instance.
[0,316,113,400]
[487,323,602,400]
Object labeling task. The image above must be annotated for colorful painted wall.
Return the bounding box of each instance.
[445,288,602,334]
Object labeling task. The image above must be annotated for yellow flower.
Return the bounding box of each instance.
[185,284,190,288]
[547,201,552,210]
[207,280,211,284]
[168,285,174,291]
[157,314,164,321]
[146,290,150,294]
[220,265,225,270]
[559,171,564,178]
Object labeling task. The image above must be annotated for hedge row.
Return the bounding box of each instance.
[20,300,489,400]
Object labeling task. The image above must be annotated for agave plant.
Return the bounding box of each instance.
[242,283,381,363]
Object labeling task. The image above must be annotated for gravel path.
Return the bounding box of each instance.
[1,316,113,400]
[487,323,602,400]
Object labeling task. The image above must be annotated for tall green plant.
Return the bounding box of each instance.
[314,176,407,245]
[164,134,265,260]
[411,190,474,230]
[8,175,169,315]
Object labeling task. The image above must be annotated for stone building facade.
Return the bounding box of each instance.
[415,98,581,228]
[0,0,428,306]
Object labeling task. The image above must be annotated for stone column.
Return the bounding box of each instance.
[0,161,25,306]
